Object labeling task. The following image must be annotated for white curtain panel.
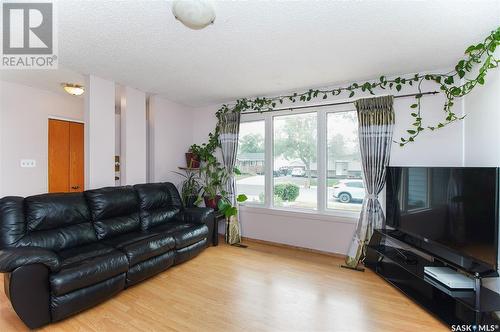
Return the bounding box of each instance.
[345,95,395,268]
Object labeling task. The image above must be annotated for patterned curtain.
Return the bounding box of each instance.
[219,111,241,244]
[345,95,395,269]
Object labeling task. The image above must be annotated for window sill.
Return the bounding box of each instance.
[238,205,359,224]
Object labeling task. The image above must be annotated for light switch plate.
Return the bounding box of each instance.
[20,159,36,168]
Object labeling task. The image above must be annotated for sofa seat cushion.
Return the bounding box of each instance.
[154,222,209,249]
[50,243,128,296]
[103,231,175,266]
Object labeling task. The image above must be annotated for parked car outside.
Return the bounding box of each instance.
[332,179,365,203]
[291,168,306,177]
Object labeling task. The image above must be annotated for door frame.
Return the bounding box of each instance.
[48,115,84,124]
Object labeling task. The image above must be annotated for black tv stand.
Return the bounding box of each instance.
[365,229,500,326]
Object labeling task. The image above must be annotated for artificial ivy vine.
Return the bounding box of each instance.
[194,26,500,156]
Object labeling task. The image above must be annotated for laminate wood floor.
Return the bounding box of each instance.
[0,239,448,332]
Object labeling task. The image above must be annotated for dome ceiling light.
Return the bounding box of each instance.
[61,83,85,96]
[172,0,215,30]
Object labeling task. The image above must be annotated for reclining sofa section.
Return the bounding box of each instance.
[0,182,215,328]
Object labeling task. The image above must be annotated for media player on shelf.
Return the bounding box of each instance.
[424,266,475,289]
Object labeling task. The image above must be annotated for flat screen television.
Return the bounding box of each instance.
[386,167,499,274]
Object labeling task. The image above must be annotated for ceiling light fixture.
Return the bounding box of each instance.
[172,0,215,30]
[62,83,85,96]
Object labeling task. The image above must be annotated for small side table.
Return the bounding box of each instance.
[213,212,225,246]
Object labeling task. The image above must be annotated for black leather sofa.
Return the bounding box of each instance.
[0,182,215,328]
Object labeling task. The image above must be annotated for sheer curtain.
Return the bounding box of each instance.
[344,95,395,269]
[219,111,241,244]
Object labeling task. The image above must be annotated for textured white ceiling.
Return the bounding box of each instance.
[2,0,500,106]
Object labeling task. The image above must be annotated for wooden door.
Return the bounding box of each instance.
[48,119,84,193]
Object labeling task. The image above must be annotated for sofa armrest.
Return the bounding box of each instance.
[176,208,216,245]
[0,247,61,273]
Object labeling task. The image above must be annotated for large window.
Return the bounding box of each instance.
[327,111,363,212]
[273,112,317,209]
[237,108,363,217]
[236,121,265,204]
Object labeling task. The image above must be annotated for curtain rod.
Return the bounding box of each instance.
[241,91,440,115]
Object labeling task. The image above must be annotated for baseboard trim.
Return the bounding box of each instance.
[240,236,347,259]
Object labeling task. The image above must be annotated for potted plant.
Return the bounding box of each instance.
[199,158,227,210]
[185,144,202,168]
[172,170,202,208]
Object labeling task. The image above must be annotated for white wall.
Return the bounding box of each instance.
[0,81,83,196]
[191,70,466,255]
[121,87,147,185]
[463,69,500,166]
[115,114,121,186]
[84,75,116,189]
[148,95,194,185]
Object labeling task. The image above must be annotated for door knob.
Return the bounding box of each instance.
[71,186,80,190]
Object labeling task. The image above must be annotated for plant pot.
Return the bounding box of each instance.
[204,195,221,210]
[185,195,198,208]
[185,152,200,169]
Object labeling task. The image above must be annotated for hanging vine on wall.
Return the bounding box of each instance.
[192,26,500,157]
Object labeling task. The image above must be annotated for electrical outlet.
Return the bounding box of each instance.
[20,159,36,168]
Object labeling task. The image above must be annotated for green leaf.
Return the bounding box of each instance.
[465,45,476,54]
[234,167,242,175]
[224,206,238,219]
[349,91,355,98]
[396,84,402,92]
[217,199,231,212]
[450,87,461,96]
[411,112,418,117]
[407,130,416,134]
[410,104,418,108]
[236,194,248,203]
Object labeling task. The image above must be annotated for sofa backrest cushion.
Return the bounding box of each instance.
[0,197,26,249]
[133,182,182,230]
[20,193,95,251]
[25,193,90,231]
[85,186,140,239]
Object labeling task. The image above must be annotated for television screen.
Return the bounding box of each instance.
[386,167,498,272]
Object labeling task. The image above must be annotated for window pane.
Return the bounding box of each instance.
[236,121,265,204]
[273,112,317,209]
[407,168,429,210]
[327,111,363,212]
